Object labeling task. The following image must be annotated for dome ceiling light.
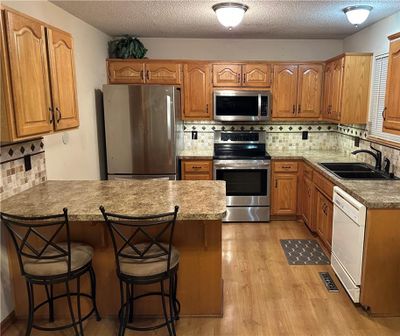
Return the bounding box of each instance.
[212,2,249,30]
[343,5,373,27]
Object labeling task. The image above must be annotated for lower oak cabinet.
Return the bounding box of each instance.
[181,159,213,180]
[315,189,333,251]
[271,161,298,216]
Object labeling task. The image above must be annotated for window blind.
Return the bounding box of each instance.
[369,53,400,143]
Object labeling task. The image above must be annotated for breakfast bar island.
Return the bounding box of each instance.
[1,180,226,318]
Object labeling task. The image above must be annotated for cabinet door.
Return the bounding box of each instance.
[303,177,315,231]
[212,64,242,87]
[47,28,79,130]
[5,10,52,137]
[383,39,400,135]
[330,58,344,122]
[315,190,333,251]
[183,63,211,119]
[242,64,271,87]
[146,63,182,84]
[297,64,322,118]
[322,63,333,120]
[272,173,298,215]
[272,65,298,118]
[108,60,145,84]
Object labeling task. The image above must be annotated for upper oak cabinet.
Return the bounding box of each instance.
[47,28,79,130]
[1,8,79,142]
[107,60,182,85]
[272,63,322,119]
[383,33,400,135]
[183,63,212,120]
[322,53,372,124]
[212,63,271,88]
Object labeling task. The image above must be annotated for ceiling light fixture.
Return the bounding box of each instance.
[343,5,373,27]
[212,2,249,30]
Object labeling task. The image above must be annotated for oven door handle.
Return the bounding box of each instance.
[213,163,271,169]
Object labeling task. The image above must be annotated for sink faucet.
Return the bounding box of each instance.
[351,145,382,171]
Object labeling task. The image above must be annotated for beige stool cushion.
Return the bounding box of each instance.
[23,242,93,277]
[119,243,179,277]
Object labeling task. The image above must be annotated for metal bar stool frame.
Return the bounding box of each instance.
[100,205,180,336]
[0,208,101,336]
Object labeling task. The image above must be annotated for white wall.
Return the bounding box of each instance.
[3,0,110,180]
[141,38,343,61]
[344,11,400,54]
[1,0,109,322]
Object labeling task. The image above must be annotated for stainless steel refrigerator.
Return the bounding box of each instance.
[103,85,183,180]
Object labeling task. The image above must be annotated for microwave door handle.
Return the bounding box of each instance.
[258,94,262,117]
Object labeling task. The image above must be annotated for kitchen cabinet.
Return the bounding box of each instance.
[107,60,182,85]
[183,63,212,120]
[272,63,322,119]
[383,33,400,135]
[212,63,271,88]
[315,190,333,252]
[322,53,372,124]
[1,8,79,142]
[271,161,298,216]
[47,28,79,130]
[181,159,213,180]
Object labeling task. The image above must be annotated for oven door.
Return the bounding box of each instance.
[213,90,270,121]
[213,160,271,206]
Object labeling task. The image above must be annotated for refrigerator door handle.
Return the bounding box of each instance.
[166,95,172,142]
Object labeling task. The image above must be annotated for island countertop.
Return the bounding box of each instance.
[0,180,227,221]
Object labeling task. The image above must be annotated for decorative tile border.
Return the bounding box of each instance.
[0,138,45,164]
[337,124,368,139]
[183,122,337,133]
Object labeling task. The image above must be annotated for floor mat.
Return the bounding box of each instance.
[280,239,330,265]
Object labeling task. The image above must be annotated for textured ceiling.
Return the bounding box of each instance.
[51,0,400,39]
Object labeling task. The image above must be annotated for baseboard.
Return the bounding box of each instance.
[1,310,15,333]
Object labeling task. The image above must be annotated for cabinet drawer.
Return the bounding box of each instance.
[182,160,212,173]
[303,163,313,180]
[182,173,212,181]
[313,171,334,200]
[273,161,298,173]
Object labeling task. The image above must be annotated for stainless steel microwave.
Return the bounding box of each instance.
[213,90,271,122]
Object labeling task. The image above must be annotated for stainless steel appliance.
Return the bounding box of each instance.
[213,90,271,122]
[213,131,271,222]
[103,85,183,180]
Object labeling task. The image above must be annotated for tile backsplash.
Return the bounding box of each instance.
[183,121,400,175]
[0,139,47,201]
[183,121,339,151]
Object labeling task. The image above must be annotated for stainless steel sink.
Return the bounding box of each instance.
[319,162,398,180]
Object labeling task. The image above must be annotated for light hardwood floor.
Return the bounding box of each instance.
[4,221,400,336]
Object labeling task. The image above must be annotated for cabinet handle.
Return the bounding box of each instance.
[328,105,332,114]
[146,70,150,80]
[281,166,292,169]
[243,73,246,83]
[48,107,53,123]
[192,166,202,169]
[237,73,241,83]
[275,179,278,188]
[206,104,208,113]
[292,105,295,114]
[56,107,61,123]
[382,107,387,120]
[298,104,301,114]
[140,70,144,80]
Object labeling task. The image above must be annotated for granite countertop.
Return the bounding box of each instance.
[0,180,227,221]
[269,150,400,209]
[178,149,214,159]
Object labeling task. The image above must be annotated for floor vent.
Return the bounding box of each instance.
[319,272,339,292]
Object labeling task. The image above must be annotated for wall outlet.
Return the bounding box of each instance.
[302,131,308,140]
[24,155,32,171]
[354,136,360,147]
[192,131,198,140]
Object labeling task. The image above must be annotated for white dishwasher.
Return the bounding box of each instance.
[331,186,366,303]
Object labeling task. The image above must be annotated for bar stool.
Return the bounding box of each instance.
[99,205,180,336]
[0,208,101,336]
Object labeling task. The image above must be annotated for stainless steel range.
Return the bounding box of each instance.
[213,131,271,222]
